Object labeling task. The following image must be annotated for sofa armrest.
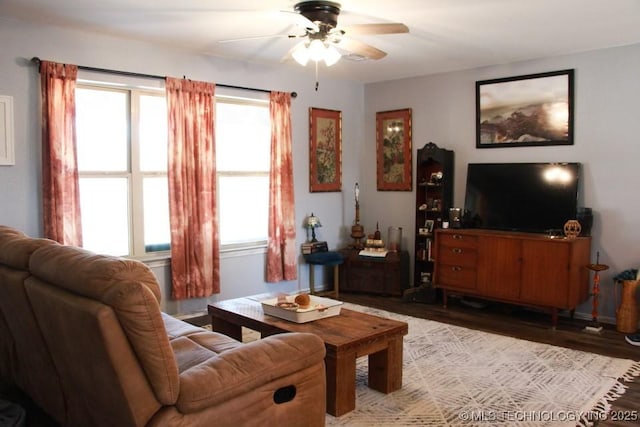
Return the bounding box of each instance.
[175,332,325,413]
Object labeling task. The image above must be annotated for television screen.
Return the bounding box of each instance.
[463,162,580,233]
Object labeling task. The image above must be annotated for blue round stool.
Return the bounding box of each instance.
[303,251,344,298]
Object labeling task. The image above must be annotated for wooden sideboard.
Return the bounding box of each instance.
[433,229,591,325]
[340,249,409,296]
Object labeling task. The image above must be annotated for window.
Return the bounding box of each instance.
[216,97,271,249]
[76,85,169,257]
[75,83,270,258]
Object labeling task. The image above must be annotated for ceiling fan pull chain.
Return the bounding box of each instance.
[315,61,319,91]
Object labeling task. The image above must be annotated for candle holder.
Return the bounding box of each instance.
[350,201,365,249]
[350,183,364,249]
[584,252,609,334]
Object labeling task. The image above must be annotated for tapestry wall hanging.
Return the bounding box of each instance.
[309,107,342,192]
[376,108,412,191]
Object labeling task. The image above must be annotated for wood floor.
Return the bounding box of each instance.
[339,292,640,427]
[3,292,638,426]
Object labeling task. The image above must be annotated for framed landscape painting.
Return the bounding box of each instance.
[309,107,342,192]
[476,69,574,148]
[376,108,412,191]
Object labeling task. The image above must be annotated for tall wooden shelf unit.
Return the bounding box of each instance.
[414,142,454,290]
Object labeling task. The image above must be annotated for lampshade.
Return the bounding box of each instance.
[292,40,342,67]
[305,213,322,242]
[323,44,342,66]
[306,213,322,229]
[292,42,310,66]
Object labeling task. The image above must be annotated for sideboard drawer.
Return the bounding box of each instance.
[438,246,477,267]
[437,264,477,290]
[438,233,478,249]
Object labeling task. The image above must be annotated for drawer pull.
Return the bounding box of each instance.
[452,248,463,254]
[453,234,463,240]
[451,266,462,272]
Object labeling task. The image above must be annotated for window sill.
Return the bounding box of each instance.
[221,243,267,258]
[132,243,267,267]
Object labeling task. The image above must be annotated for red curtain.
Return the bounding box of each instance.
[40,60,82,245]
[266,92,297,282]
[165,77,219,299]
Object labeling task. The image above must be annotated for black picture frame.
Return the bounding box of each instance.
[476,69,574,148]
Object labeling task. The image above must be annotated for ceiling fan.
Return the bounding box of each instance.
[285,1,408,65]
[220,1,409,66]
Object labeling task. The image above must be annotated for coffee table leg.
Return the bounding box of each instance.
[211,316,242,341]
[368,336,403,393]
[325,351,356,417]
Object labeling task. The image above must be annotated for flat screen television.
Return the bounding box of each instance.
[463,162,581,233]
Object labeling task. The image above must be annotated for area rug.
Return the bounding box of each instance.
[325,303,640,426]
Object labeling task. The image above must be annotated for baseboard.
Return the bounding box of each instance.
[572,312,616,326]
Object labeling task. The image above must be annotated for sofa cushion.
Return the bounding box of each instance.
[163,312,206,339]
[0,233,66,424]
[163,313,243,354]
[28,243,162,302]
[0,229,56,270]
[175,332,325,413]
[25,278,162,426]
[185,331,244,354]
[28,243,180,406]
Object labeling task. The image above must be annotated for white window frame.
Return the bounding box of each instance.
[215,94,271,255]
[75,80,271,260]
[76,82,169,259]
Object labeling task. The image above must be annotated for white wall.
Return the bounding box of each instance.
[363,43,640,323]
[0,17,364,314]
[2,16,638,322]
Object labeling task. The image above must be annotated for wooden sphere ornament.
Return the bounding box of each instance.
[563,219,582,239]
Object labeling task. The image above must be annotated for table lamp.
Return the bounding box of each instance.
[306,213,322,242]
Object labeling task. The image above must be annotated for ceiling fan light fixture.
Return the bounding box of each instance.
[292,42,311,66]
[293,39,341,67]
[308,39,326,62]
[323,44,341,66]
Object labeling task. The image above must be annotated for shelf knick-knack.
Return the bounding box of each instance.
[563,219,581,239]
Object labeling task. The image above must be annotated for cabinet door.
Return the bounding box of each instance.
[477,236,521,300]
[341,253,406,296]
[519,240,570,307]
[344,258,382,292]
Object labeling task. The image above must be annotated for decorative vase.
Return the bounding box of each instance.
[387,226,402,252]
[616,279,639,333]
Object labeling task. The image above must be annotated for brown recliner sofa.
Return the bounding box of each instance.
[0,226,326,426]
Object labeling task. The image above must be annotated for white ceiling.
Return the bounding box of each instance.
[3,0,640,83]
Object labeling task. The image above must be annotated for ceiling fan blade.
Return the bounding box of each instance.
[280,10,320,32]
[218,34,293,43]
[336,38,387,60]
[341,23,409,36]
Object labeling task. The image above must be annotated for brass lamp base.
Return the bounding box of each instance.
[350,223,365,249]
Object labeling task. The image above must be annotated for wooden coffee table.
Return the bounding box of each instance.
[207,296,408,416]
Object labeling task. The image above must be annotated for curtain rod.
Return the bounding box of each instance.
[31,57,297,98]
